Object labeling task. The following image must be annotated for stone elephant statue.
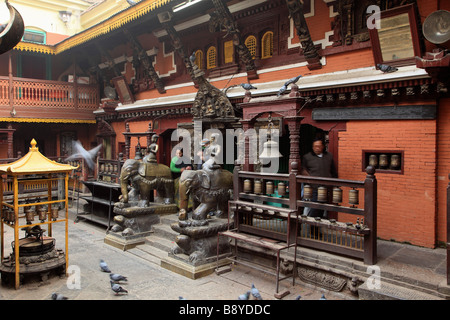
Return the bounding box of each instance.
[119,158,174,207]
[178,168,233,221]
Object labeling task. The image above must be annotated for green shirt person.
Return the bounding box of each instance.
[170,148,192,179]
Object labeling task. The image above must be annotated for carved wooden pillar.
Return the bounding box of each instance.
[7,124,13,159]
[285,116,303,172]
[241,119,254,172]
[124,122,131,160]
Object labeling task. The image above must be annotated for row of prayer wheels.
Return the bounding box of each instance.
[2,206,59,225]
[368,154,400,170]
[243,179,287,196]
[303,185,359,206]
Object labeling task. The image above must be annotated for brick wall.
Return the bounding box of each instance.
[338,119,437,248]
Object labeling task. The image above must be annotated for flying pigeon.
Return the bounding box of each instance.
[251,283,263,300]
[320,294,327,300]
[238,291,250,300]
[126,0,137,6]
[377,64,398,73]
[110,273,128,283]
[110,280,128,295]
[240,83,257,90]
[65,140,102,170]
[277,85,287,97]
[284,74,302,87]
[99,259,111,273]
[51,293,68,300]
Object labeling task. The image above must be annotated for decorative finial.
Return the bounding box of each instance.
[30,139,38,151]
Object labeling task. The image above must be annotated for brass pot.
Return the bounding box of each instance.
[303,184,313,201]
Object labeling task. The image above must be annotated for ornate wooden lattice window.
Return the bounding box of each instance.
[194,50,203,69]
[206,46,217,69]
[224,40,234,64]
[261,31,273,59]
[244,35,257,59]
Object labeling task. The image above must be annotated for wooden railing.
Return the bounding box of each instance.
[232,162,377,265]
[0,76,99,110]
[447,174,450,285]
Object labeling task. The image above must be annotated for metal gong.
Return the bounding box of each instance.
[0,2,24,55]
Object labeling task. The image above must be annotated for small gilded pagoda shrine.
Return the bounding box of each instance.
[0,139,77,289]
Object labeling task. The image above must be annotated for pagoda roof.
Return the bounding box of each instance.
[0,139,78,175]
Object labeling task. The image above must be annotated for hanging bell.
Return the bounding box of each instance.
[259,139,283,160]
[254,180,262,194]
[266,181,274,195]
[349,189,359,206]
[243,179,252,193]
[317,186,328,203]
[303,184,313,201]
[332,187,342,204]
[278,182,286,196]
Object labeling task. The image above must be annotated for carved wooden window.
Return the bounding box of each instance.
[224,40,234,64]
[245,35,257,59]
[368,4,421,67]
[261,31,273,59]
[207,46,217,69]
[194,50,203,70]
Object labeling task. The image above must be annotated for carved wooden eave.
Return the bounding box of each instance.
[415,49,450,84]
[209,0,259,80]
[285,0,322,70]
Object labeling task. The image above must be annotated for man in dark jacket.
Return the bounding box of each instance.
[301,138,337,219]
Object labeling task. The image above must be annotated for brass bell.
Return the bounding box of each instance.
[317,186,327,203]
[266,181,274,195]
[259,140,283,159]
[254,180,262,194]
[390,154,400,169]
[379,154,388,169]
[243,179,252,193]
[278,182,286,196]
[332,187,342,204]
[349,189,359,206]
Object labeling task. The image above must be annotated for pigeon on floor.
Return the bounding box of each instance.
[295,295,302,300]
[65,140,102,170]
[110,280,128,295]
[320,294,327,300]
[251,283,263,300]
[238,291,250,300]
[51,293,68,300]
[110,273,128,283]
[377,64,398,73]
[100,259,111,273]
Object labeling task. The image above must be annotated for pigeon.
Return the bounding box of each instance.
[240,83,257,90]
[65,140,102,170]
[238,291,250,300]
[295,295,302,300]
[320,294,327,300]
[99,259,111,273]
[110,280,128,295]
[189,51,197,65]
[179,296,187,300]
[284,74,302,87]
[126,0,137,6]
[251,283,263,300]
[277,85,287,97]
[110,273,128,283]
[51,293,68,300]
[377,64,398,73]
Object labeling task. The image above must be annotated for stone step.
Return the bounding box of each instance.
[128,242,169,263]
[160,213,179,225]
[152,222,178,241]
[358,279,442,300]
[144,234,176,253]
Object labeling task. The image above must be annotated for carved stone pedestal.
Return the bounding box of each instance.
[105,201,178,250]
[161,217,232,279]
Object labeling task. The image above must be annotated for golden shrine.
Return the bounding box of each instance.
[0,139,77,289]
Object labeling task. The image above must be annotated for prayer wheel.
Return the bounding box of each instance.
[7,209,15,224]
[379,154,388,169]
[51,207,59,221]
[25,207,34,224]
[254,180,262,194]
[243,179,252,193]
[332,187,342,204]
[38,208,47,222]
[349,189,359,206]
[390,154,400,169]
[369,154,378,167]
[278,182,286,196]
[317,186,327,203]
[266,181,274,195]
[303,184,313,201]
